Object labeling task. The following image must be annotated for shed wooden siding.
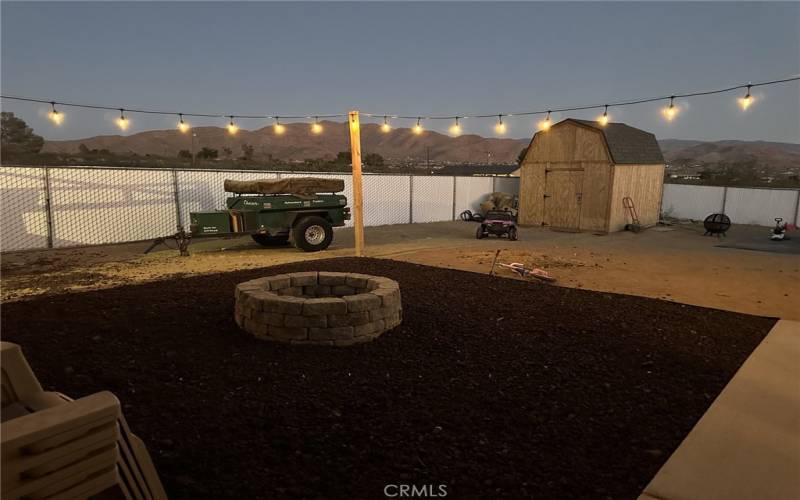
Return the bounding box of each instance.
[580,162,613,231]
[608,163,665,231]
[518,123,612,227]
[518,119,665,232]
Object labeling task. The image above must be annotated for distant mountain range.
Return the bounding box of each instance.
[42,122,799,170]
[659,139,800,170]
[42,121,529,164]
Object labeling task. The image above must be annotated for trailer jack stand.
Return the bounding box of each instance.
[144,226,192,256]
[175,227,191,256]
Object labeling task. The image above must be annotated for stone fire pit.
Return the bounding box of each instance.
[234,272,402,345]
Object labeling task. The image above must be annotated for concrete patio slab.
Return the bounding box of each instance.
[640,319,800,500]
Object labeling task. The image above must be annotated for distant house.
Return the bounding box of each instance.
[431,164,520,177]
[518,118,665,232]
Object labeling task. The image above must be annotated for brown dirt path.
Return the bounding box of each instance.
[2,221,796,319]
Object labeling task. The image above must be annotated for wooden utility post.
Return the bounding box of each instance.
[348,111,365,257]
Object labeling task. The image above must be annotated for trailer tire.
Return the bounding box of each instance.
[292,216,333,252]
[252,234,290,247]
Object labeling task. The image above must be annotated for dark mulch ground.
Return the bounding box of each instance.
[1,258,775,499]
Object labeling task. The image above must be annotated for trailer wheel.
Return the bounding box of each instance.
[292,216,333,252]
[252,234,290,247]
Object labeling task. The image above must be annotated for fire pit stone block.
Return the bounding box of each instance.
[235,272,401,345]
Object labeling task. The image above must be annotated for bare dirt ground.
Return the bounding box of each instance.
[2,221,797,319]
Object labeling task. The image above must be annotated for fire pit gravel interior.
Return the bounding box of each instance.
[235,271,402,345]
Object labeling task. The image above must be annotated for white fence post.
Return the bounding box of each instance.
[451,177,457,220]
[171,169,182,229]
[794,190,800,226]
[408,175,414,224]
[721,186,728,213]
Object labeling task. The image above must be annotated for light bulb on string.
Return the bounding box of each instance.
[178,114,190,133]
[538,111,551,131]
[662,96,678,121]
[48,102,64,125]
[274,117,286,135]
[449,117,462,136]
[494,115,506,135]
[739,84,754,110]
[413,118,423,135]
[116,109,129,131]
[381,116,391,133]
[311,117,323,134]
[598,105,609,126]
[227,116,238,135]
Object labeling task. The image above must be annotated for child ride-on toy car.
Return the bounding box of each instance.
[476,210,518,240]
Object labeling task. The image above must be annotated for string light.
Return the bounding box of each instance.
[449,117,461,136]
[311,117,323,134]
[116,109,129,130]
[598,105,609,126]
[227,116,238,135]
[413,117,423,135]
[494,115,506,135]
[538,111,551,131]
[662,96,678,121]
[739,84,754,110]
[381,115,391,133]
[178,113,190,133]
[274,117,286,135]
[1,75,797,135]
[48,102,63,125]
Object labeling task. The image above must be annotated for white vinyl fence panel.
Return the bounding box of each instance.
[6,165,798,253]
[48,168,176,247]
[455,177,494,214]
[724,187,800,226]
[364,175,411,226]
[661,184,799,226]
[412,176,455,223]
[661,184,725,220]
[0,167,49,251]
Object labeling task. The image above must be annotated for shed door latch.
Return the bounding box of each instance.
[543,194,551,198]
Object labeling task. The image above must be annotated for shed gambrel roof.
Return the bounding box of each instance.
[567,119,665,165]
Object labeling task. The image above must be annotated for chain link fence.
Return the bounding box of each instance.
[0,166,519,252]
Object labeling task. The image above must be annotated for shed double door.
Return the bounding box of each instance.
[544,163,584,231]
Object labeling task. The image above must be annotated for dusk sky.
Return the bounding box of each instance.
[2,1,798,142]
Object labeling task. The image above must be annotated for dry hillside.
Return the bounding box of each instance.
[43,121,529,164]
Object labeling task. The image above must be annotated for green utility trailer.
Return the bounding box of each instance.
[189,177,350,252]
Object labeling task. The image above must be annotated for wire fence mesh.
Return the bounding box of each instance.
[6,165,796,253]
[412,176,454,223]
[0,165,521,252]
[47,167,176,247]
[0,167,50,251]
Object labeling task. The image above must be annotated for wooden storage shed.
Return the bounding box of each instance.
[518,118,665,232]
